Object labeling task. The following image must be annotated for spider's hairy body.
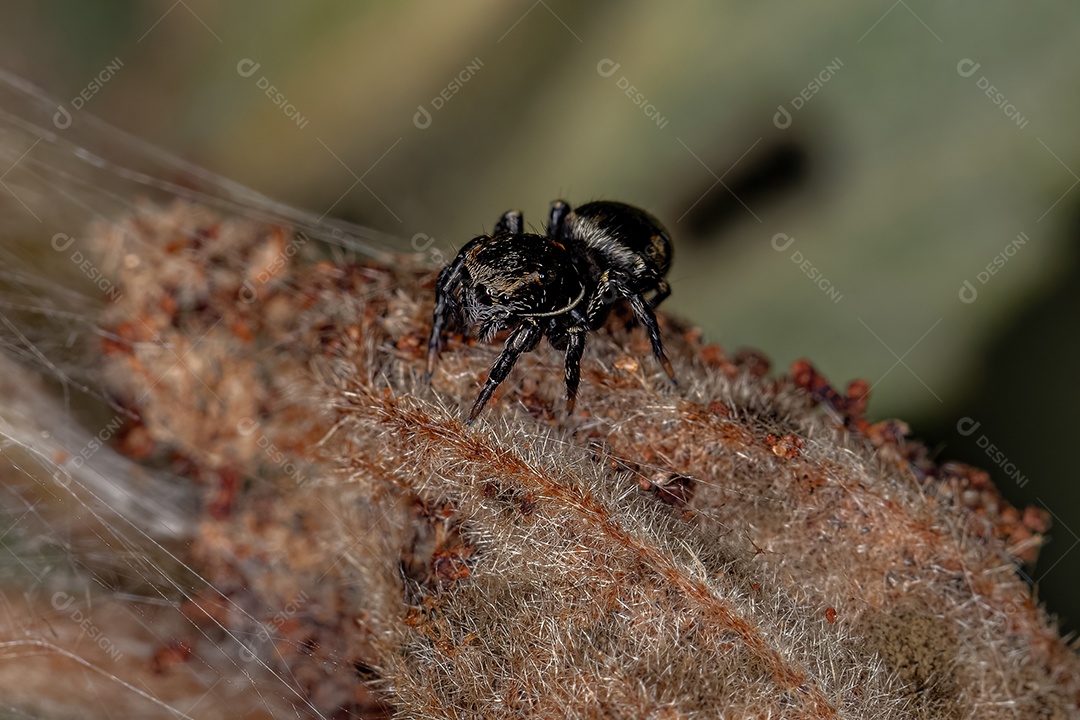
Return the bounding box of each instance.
[427,200,675,422]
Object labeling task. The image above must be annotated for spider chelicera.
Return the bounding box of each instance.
[426,199,675,423]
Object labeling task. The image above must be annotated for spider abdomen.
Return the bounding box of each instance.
[563,201,673,284]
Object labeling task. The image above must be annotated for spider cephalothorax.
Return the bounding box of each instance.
[427,200,675,422]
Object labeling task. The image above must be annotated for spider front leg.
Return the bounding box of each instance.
[427,264,459,378]
[428,237,490,377]
[562,327,587,414]
[494,209,523,235]
[547,199,570,237]
[467,320,543,423]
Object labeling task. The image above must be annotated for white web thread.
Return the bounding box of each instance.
[0,338,333,717]
[0,69,415,718]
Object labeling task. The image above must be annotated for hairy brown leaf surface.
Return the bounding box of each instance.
[3,200,1075,719]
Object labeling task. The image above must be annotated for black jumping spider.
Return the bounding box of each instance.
[426,199,675,422]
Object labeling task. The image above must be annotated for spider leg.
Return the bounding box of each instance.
[563,327,587,415]
[467,320,543,423]
[586,270,617,328]
[548,199,571,238]
[585,270,675,383]
[426,254,469,378]
[624,290,676,383]
[494,209,523,235]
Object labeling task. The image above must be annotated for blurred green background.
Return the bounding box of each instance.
[1,1,1076,629]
